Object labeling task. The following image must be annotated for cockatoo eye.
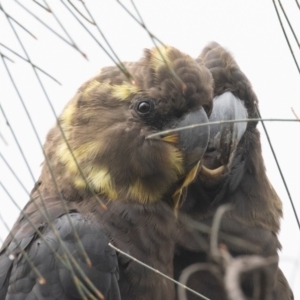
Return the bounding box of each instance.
[136,100,154,115]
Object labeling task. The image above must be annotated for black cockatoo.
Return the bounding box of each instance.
[174,42,293,300]
[0,46,214,300]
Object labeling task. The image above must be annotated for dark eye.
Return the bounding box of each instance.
[136,101,151,114]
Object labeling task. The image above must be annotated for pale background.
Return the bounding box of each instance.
[0,1,299,298]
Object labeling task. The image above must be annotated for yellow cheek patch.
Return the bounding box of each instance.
[57,140,102,174]
[150,45,171,71]
[76,167,117,199]
[172,160,201,211]
[127,180,162,204]
[87,168,117,198]
[71,167,118,198]
[60,99,78,126]
[57,141,76,172]
[172,160,200,217]
[127,146,183,204]
[58,141,118,199]
[161,134,179,144]
[181,160,200,188]
[111,82,138,101]
[73,142,101,163]
[168,147,184,176]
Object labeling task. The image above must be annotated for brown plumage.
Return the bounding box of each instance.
[174,42,293,300]
[0,46,213,300]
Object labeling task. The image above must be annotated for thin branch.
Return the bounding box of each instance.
[181,216,261,253]
[0,130,8,145]
[2,17,107,210]
[210,205,232,261]
[118,0,183,85]
[0,43,61,85]
[178,263,222,300]
[0,182,104,300]
[3,6,107,218]
[0,4,37,39]
[14,0,87,58]
[116,0,164,45]
[74,0,130,77]
[0,152,30,194]
[0,52,15,63]
[0,101,93,272]
[0,212,46,285]
[61,0,132,78]
[43,0,87,58]
[255,107,300,231]
[67,0,95,24]
[33,0,51,12]
[108,243,210,300]
[272,0,300,75]
[1,49,95,245]
[146,118,300,139]
[278,0,300,48]
[224,255,278,300]
[291,107,300,120]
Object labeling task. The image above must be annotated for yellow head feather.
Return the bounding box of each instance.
[111,82,139,101]
[150,45,172,71]
[82,79,101,98]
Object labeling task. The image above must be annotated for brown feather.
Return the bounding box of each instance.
[175,42,293,300]
[0,46,214,300]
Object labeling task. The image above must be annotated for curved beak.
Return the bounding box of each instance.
[162,106,210,210]
[156,106,210,171]
[201,91,248,175]
[208,91,248,153]
[175,107,210,171]
[146,106,210,208]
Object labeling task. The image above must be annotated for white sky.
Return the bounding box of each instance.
[0,0,300,298]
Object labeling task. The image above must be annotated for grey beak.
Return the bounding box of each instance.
[176,107,210,170]
[208,91,248,154]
